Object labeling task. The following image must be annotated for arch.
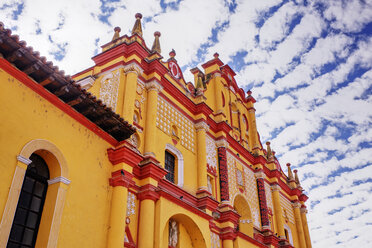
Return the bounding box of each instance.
[162,213,207,248]
[0,139,70,248]
[233,194,254,237]
[19,139,69,179]
[165,143,184,187]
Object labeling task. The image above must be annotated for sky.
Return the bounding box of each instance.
[1,0,371,247]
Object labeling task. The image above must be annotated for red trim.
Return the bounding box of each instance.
[201,57,224,69]
[196,196,219,212]
[71,65,94,79]
[107,142,143,166]
[136,158,168,181]
[137,184,160,201]
[124,226,136,248]
[0,58,118,146]
[218,209,240,224]
[109,170,134,187]
[237,232,266,248]
[220,226,237,240]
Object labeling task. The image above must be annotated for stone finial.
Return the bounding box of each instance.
[293,169,300,184]
[169,49,176,58]
[112,27,121,41]
[247,90,252,96]
[213,52,219,59]
[286,163,294,181]
[293,169,303,191]
[266,141,274,162]
[151,31,161,54]
[196,72,204,90]
[131,13,143,37]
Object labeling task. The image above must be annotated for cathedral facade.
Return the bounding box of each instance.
[0,14,311,248]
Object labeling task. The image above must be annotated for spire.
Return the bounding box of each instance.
[196,72,204,90]
[112,27,121,41]
[286,163,294,181]
[151,31,161,54]
[266,141,274,161]
[293,169,303,191]
[131,13,143,37]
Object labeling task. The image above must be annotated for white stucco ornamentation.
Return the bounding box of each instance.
[211,232,221,248]
[99,70,120,111]
[252,209,260,228]
[206,135,217,170]
[157,97,195,153]
[126,192,136,217]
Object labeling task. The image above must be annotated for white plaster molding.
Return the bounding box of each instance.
[271,184,281,192]
[145,80,163,93]
[48,176,71,186]
[300,207,308,214]
[254,171,265,179]
[195,121,209,132]
[292,202,301,209]
[17,155,32,165]
[75,76,95,90]
[165,143,184,188]
[123,62,143,75]
[215,139,229,148]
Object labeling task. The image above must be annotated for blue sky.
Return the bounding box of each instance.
[1,0,371,246]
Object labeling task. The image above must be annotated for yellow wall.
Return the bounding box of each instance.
[0,70,114,247]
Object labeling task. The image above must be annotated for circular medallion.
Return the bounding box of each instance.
[169,61,180,79]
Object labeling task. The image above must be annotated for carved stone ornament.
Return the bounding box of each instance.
[123,62,143,75]
[145,80,163,93]
[99,70,120,111]
[169,220,178,248]
[195,121,209,132]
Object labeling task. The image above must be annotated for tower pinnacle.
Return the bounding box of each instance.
[131,13,143,37]
[151,31,161,54]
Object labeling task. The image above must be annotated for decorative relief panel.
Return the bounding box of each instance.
[206,135,217,172]
[210,232,221,248]
[99,70,120,111]
[227,152,260,228]
[280,194,295,224]
[265,181,274,211]
[126,192,136,217]
[156,97,195,152]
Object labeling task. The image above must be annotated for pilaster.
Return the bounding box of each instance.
[122,62,143,124]
[271,184,285,239]
[143,80,163,158]
[195,121,209,195]
[293,202,307,248]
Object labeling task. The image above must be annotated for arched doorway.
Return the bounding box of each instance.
[233,194,253,237]
[162,213,206,248]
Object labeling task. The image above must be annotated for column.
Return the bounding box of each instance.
[122,63,143,124]
[255,171,270,230]
[137,185,159,248]
[143,80,163,157]
[247,107,261,155]
[213,73,225,116]
[271,184,285,239]
[293,202,307,248]
[216,139,229,202]
[222,239,234,248]
[195,121,209,193]
[301,206,312,248]
[107,170,132,248]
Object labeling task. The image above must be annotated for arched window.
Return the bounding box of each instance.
[164,144,184,187]
[7,154,50,248]
[165,151,176,183]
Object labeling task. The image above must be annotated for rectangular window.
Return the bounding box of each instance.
[165,151,175,183]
